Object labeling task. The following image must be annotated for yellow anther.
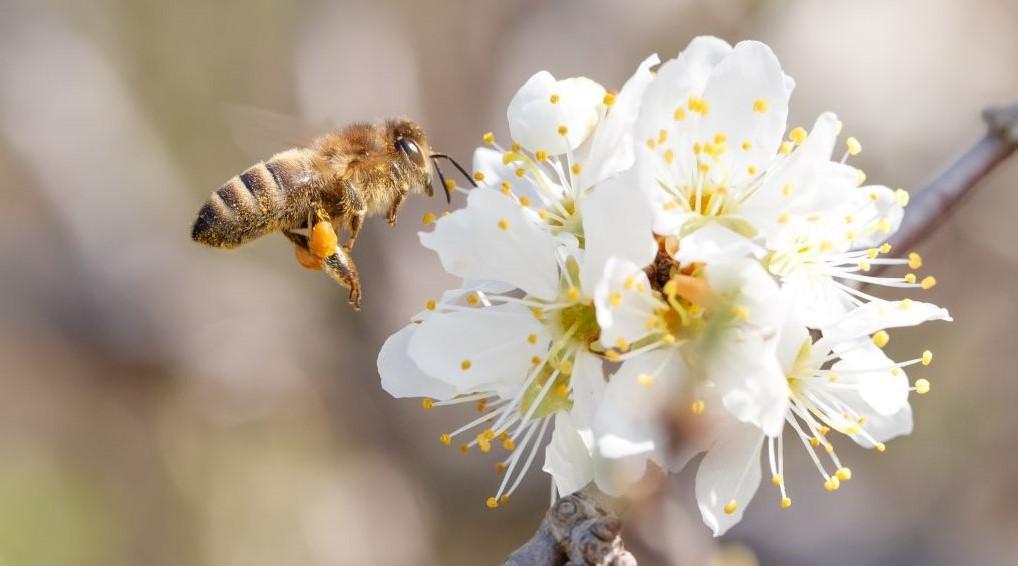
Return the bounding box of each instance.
[466,292,480,306]
[502,437,516,450]
[921,350,933,366]
[915,378,931,395]
[482,132,495,144]
[662,334,677,345]
[658,129,669,144]
[856,170,867,186]
[723,500,738,515]
[789,127,808,145]
[460,443,470,453]
[908,252,923,270]
[780,183,793,198]
[858,261,871,272]
[777,213,789,224]
[605,349,621,362]
[519,196,530,207]
[820,240,833,252]
[444,179,456,192]
[495,462,507,473]
[771,474,783,486]
[867,248,880,259]
[440,433,452,445]
[615,337,630,351]
[558,125,569,136]
[872,330,890,348]
[602,92,616,106]
[753,98,769,113]
[527,333,538,345]
[499,495,509,504]
[818,426,830,436]
[535,150,548,162]
[646,138,656,150]
[747,165,758,175]
[422,398,434,410]
[779,141,793,155]
[500,181,511,195]
[511,143,521,152]
[824,477,841,491]
[899,298,913,310]
[554,384,570,398]
[895,189,910,207]
[609,291,622,307]
[571,163,582,175]
[890,367,902,376]
[904,273,917,284]
[486,496,499,509]
[426,299,437,311]
[559,359,574,375]
[538,209,549,220]
[780,497,793,509]
[461,359,472,371]
[549,94,560,104]
[637,373,655,388]
[698,163,710,173]
[422,212,437,225]
[531,307,544,319]
[663,148,674,165]
[846,136,862,156]
[531,355,542,366]
[836,467,852,481]
[921,276,937,290]
[567,286,580,301]
[497,218,510,231]
[477,439,491,454]
[742,140,752,151]
[474,171,485,182]
[692,142,702,155]
[810,437,821,448]
[875,442,887,452]
[673,107,686,121]
[713,133,727,144]
[476,399,487,412]
[880,243,892,253]
[691,399,705,415]
[878,217,893,233]
[732,305,750,320]
[824,442,834,453]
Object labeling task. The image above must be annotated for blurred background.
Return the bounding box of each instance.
[1,0,1016,564]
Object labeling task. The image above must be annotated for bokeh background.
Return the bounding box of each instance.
[1,0,1016,564]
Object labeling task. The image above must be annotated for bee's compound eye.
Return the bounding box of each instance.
[396,137,425,167]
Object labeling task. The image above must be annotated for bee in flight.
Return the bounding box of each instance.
[191,119,473,309]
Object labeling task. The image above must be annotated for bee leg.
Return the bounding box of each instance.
[385,189,408,226]
[322,246,362,310]
[341,180,367,251]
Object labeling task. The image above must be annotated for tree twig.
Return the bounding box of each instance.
[889,100,1018,253]
[502,487,636,566]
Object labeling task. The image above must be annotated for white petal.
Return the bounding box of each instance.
[378,324,458,400]
[580,54,659,189]
[695,421,764,537]
[594,258,661,348]
[780,268,857,329]
[507,71,606,155]
[579,173,657,293]
[845,185,905,249]
[407,303,550,393]
[821,299,952,343]
[705,331,788,437]
[595,349,685,459]
[420,188,561,300]
[569,350,605,428]
[673,222,764,266]
[471,146,557,206]
[698,41,792,188]
[832,341,909,416]
[854,404,913,448]
[544,411,595,497]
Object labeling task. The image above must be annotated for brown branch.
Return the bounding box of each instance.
[502,487,636,566]
[888,100,1018,253]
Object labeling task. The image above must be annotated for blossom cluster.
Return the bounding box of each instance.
[377,37,950,535]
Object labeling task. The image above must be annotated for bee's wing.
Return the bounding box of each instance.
[222,104,334,160]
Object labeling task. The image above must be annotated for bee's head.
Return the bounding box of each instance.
[387,118,475,204]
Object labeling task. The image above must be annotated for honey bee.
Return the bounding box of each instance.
[191,118,473,309]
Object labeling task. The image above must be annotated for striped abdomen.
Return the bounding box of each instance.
[192,148,317,248]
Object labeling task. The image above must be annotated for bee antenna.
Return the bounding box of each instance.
[431,158,452,203]
[430,153,478,188]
